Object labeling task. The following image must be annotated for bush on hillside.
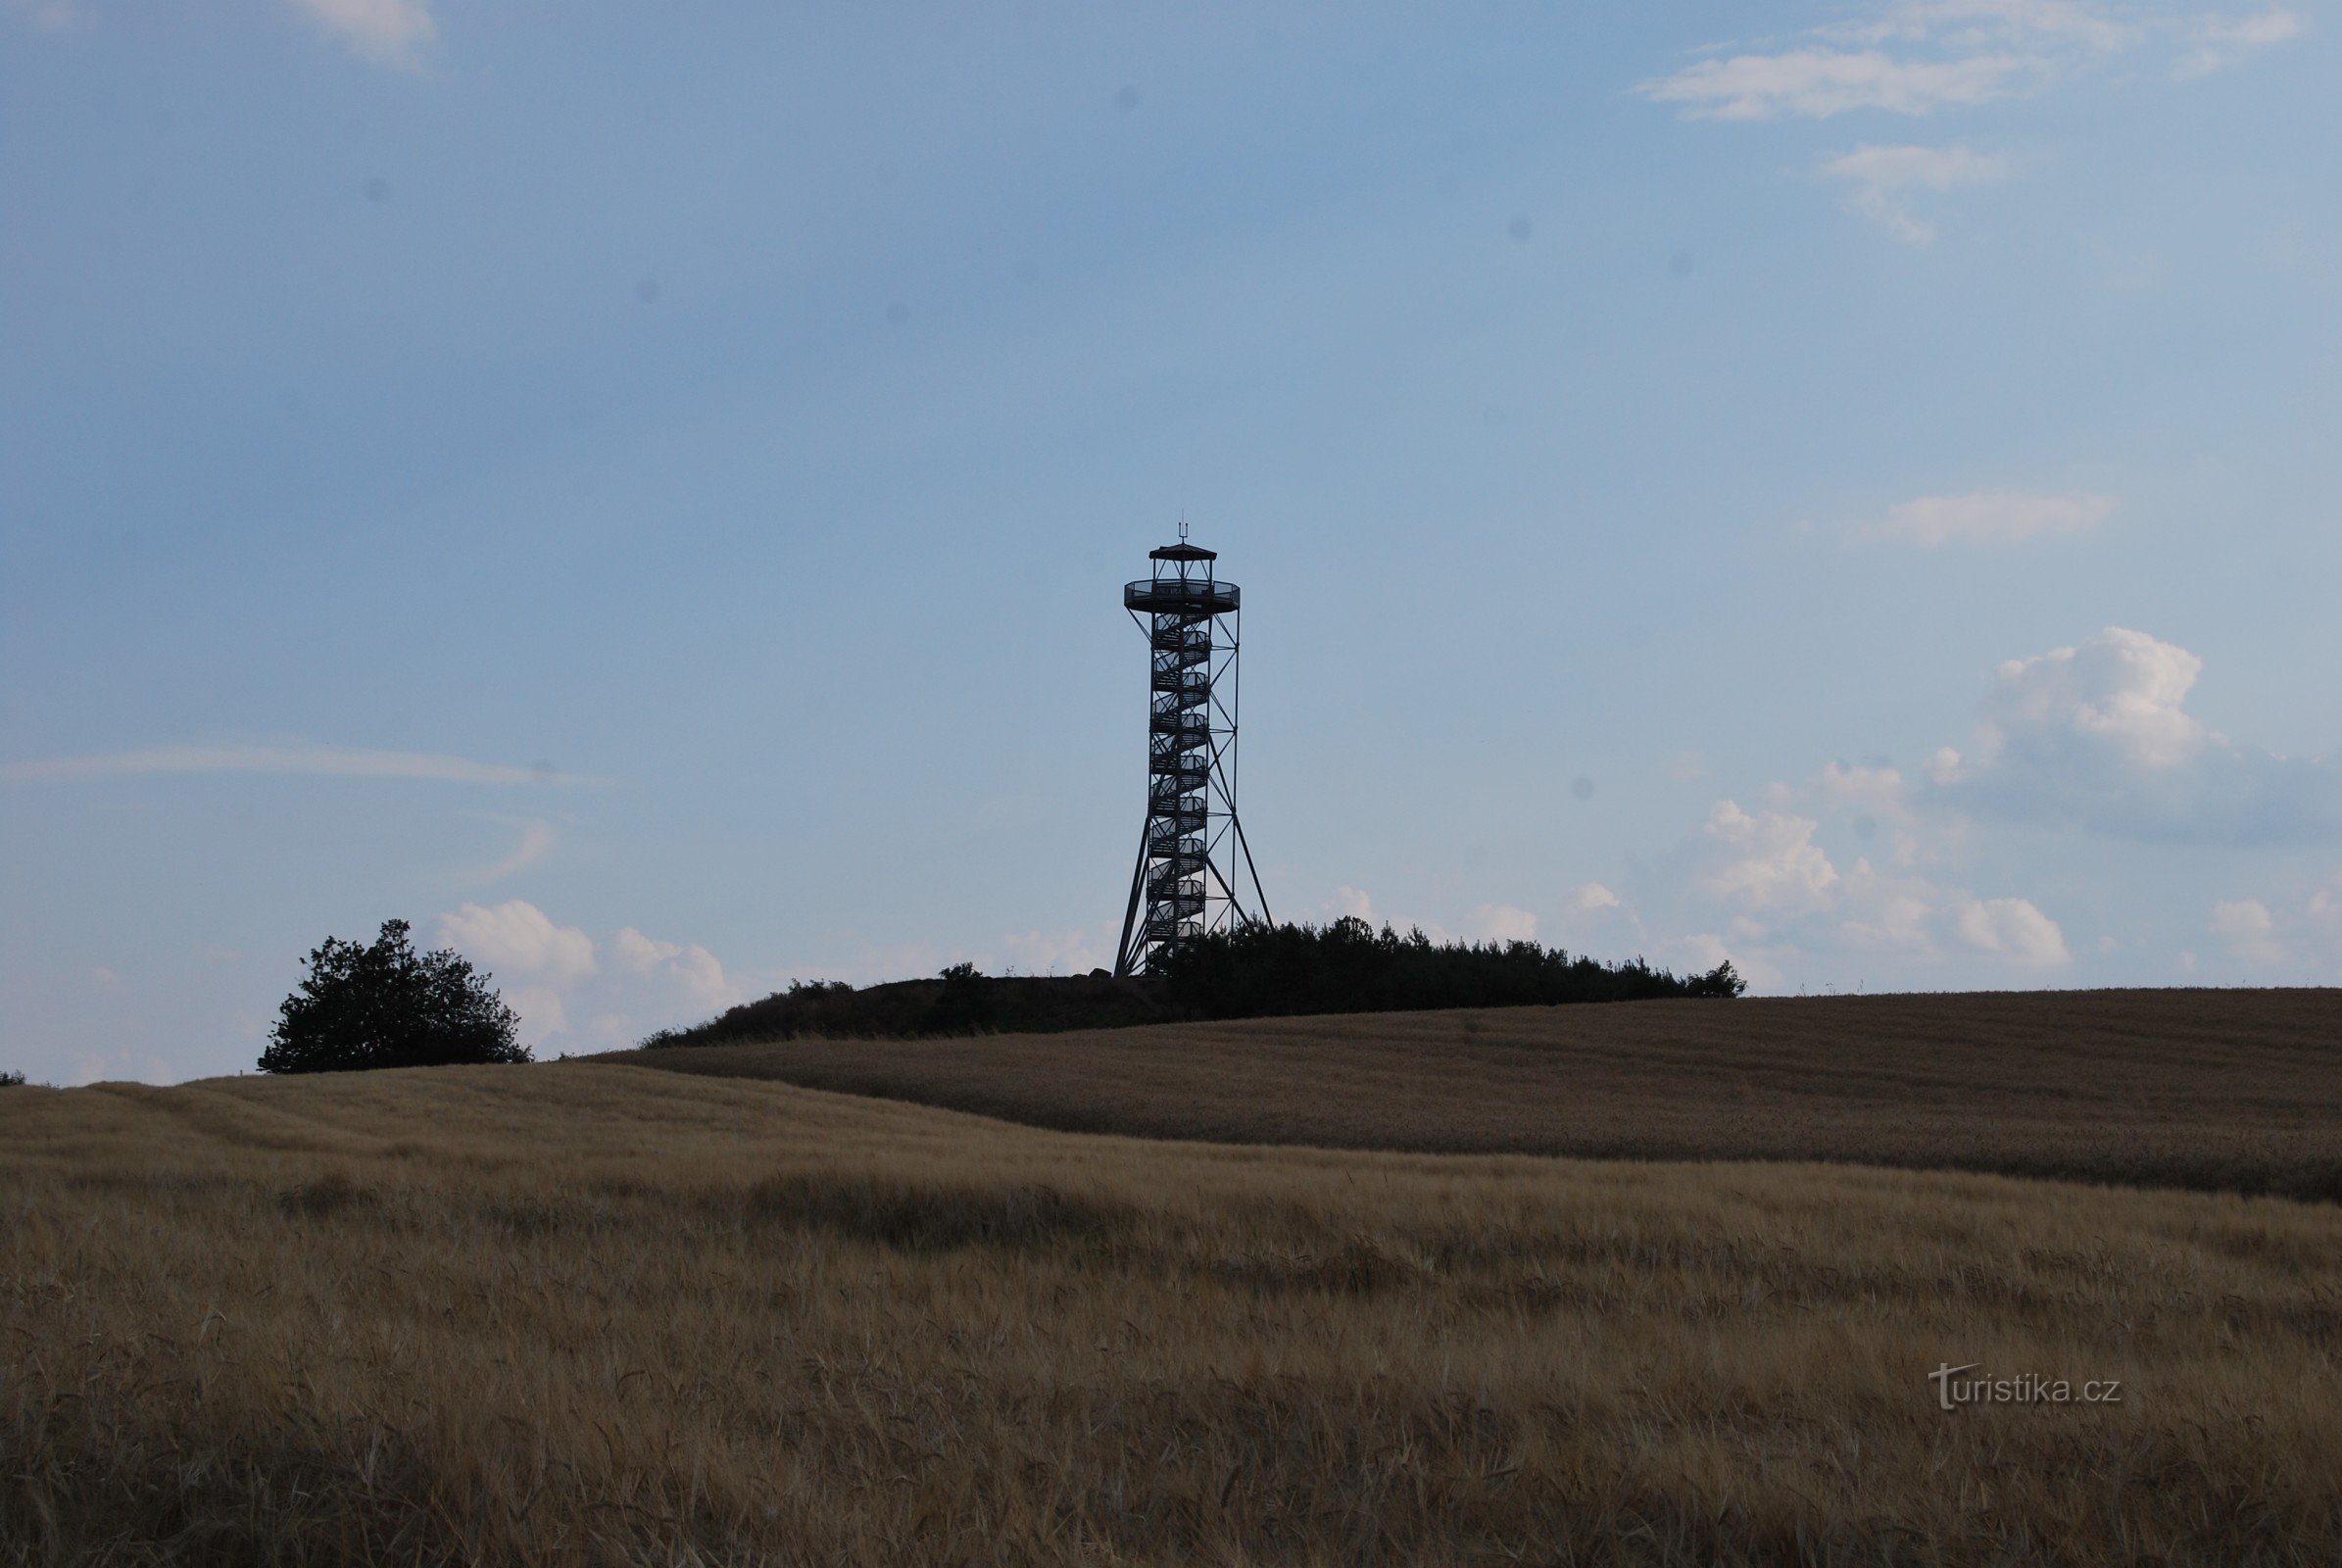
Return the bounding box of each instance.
[260,919,528,1074]
[926,961,995,1035]
[1152,916,1742,1020]
[0,1070,26,1088]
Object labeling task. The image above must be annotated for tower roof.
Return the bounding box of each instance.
[1149,543,1217,562]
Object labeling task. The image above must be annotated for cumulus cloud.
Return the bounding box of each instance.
[1854,490,2117,546]
[0,744,595,788]
[1571,882,1622,911]
[1810,762,1915,819]
[1670,792,2071,986]
[1315,886,1380,924]
[1820,144,2015,243]
[1952,895,2073,964]
[432,904,741,1052]
[1611,623,2331,989]
[1704,802,1841,914]
[436,901,598,987]
[2210,898,2285,962]
[1676,932,1788,993]
[1927,627,2342,841]
[613,926,736,1008]
[288,0,436,66]
[1980,627,2207,769]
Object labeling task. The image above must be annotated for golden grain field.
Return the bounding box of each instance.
[5,1056,2339,1565]
[607,987,2342,1200]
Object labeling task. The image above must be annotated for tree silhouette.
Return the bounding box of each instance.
[924,960,996,1034]
[1152,917,1744,1019]
[260,919,527,1074]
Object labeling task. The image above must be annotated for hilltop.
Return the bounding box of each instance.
[642,918,1741,1048]
[604,986,2342,1202]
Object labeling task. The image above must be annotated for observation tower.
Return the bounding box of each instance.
[1113,524,1271,976]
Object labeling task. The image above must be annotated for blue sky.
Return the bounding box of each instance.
[4,0,2337,1085]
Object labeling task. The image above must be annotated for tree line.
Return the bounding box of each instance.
[1149,916,1743,1020]
[249,914,1744,1073]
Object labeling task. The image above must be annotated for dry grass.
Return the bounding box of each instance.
[5,1060,2341,1564]
[608,987,2342,1200]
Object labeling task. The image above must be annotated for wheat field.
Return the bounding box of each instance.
[5,1057,2339,1565]
[609,987,2342,1200]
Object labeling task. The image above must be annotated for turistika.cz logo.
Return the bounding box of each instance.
[1929,1363,2123,1410]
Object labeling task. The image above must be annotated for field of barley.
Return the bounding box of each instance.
[5,1052,2340,1565]
[608,987,2342,1200]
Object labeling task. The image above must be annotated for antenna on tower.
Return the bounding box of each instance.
[1113,527,1270,977]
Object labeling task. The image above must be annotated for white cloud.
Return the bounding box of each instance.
[1679,932,1789,991]
[1810,762,1914,818]
[614,926,736,1007]
[1639,48,2038,120]
[0,744,595,788]
[1836,873,1940,953]
[1928,627,2342,841]
[1704,801,1841,914]
[1952,895,2073,964]
[2175,8,2305,75]
[427,906,742,1054]
[502,985,573,1051]
[1642,2,2299,130]
[1605,622,2339,990]
[612,927,681,974]
[288,0,436,66]
[2211,898,2285,962]
[1820,144,2014,243]
[1571,882,1622,911]
[1642,787,2074,987]
[1982,627,2207,770]
[435,901,598,987]
[1855,490,2117,546]
[1317,886,1379,924]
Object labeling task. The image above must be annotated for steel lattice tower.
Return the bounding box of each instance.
[1114,525,1271,976]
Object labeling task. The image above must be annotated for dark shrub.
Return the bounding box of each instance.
[260,919,527,1074]
[1152,916,1743,1020]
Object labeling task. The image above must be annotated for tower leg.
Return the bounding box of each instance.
[1229,811,1273,927]
[1112,819,1149,977]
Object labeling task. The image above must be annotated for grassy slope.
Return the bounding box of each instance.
[5,1062,2340,1564]
[607,987,2342,1201]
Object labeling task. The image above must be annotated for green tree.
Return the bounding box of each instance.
[260,919,527,1074]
